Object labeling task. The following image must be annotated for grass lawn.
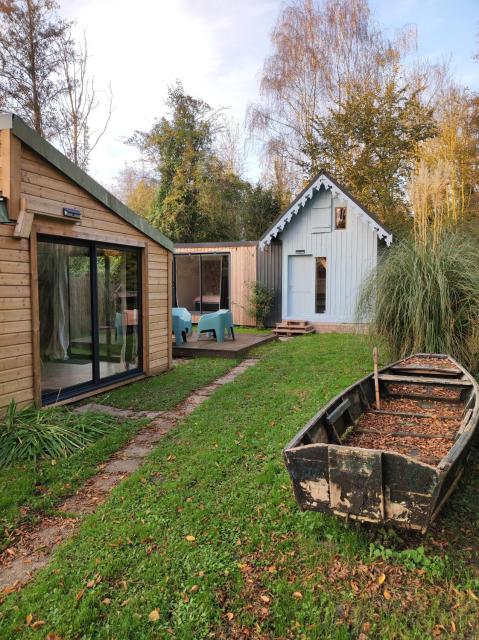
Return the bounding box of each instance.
[0,357,236,552]
[94,357,236,411]
[0,334,478,639]
[0,412,147,553]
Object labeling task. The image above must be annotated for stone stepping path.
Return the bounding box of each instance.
[0,358,258,594]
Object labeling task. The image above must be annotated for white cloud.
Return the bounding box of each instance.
[60,0,279,187]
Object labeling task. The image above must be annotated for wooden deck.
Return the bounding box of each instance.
[173,331,276,359]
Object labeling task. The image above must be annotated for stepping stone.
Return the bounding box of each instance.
[120,444,153,459]
[102,458,143,474]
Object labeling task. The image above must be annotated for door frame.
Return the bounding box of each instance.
[34,232,144,405]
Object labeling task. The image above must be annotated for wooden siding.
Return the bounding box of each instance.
[0,131,171,411]
[175,244,257,326]
[280,187,377,323]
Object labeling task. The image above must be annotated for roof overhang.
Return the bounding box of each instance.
[0,113,174,252]
[259,170,393,250]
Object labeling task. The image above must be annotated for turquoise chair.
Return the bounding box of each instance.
[172,308,193,345]
[197,309,234,343]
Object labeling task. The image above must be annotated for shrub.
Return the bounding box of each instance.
[357,231,479,370]
[0,400,116,469]
[248,281,274,328]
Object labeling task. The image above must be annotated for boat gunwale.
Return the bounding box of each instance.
[283,353,479,472]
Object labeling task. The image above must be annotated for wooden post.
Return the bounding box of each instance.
[373,347,380,410]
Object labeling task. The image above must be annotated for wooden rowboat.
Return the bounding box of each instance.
[283,354,479,532]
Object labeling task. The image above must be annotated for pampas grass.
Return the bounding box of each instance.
[357,231,479,371]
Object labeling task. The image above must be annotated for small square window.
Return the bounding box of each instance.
[335,207,347,229]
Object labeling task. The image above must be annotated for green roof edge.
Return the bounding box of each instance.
[0,113,173,252]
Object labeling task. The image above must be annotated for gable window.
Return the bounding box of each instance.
[335,206,347,229]
[315,257,327,314]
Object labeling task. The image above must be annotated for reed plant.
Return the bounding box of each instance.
[357,231,479,370]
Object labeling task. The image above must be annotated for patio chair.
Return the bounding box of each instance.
[197,309,234,343]
[172,307,193,345]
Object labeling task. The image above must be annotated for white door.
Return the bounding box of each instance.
[287,255,314,318]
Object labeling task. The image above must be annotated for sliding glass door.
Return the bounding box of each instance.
[175,253,229,313]
[38,236,142,403]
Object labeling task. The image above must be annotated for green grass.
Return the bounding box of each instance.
[0,357,234,551]
[0,335,478,639]
[0,413,146,552]
[94,357,236,411]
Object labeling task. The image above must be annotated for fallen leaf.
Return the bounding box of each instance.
[363,622,371,633]
[350,580,360,593]
[450,620,456,633]
[181,593,189,603]
[226,612,234,621]
[86,580,95,588]
[26,613,33,626]
[167,454,176,462]
[377,573,386,585]
[268,565,277,574]
[185,535,196,542]
[102,598,111,605]
[467,590,479,601]
[31,620,45,630]
[190,585,199,593]
[148,609,160,622]
[293,591,303,600]
[46,634,63,640]
[75,589,85,602]
[260,595,270,604]
[261,607,269,615]
[121,599,130,607]
[198,571,205,577]
[383,589,391,600]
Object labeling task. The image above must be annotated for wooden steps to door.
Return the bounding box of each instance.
[272,320,315,336]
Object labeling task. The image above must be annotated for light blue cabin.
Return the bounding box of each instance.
[259,171,392,327]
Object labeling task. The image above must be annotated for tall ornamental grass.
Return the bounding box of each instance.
[0,401,116,469]
[357,231,479,370]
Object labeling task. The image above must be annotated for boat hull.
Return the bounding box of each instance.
[283,354,479,532]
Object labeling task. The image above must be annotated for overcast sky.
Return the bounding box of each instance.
[60,0,478,189]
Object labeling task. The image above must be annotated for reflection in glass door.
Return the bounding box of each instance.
[38,241,93,396]
[97,247,140,379]
[38,236,142,403]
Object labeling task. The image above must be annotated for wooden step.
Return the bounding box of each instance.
[273,319,315,336]
[272,326,315,336]
[378,374,472,387]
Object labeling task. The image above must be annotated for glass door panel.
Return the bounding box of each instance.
[175,254,201,312]
[201,255,222,312]
[38,240,93,396]
[97,246,141,379]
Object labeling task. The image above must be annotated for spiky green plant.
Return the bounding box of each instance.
[0,401,116,469]
[357,231,479,370]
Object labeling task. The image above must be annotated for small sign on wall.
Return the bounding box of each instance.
[63,207,81,220]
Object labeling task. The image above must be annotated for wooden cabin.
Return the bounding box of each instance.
[174,241,282,328]
[0,113,173,411]
[259,170,393,331]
